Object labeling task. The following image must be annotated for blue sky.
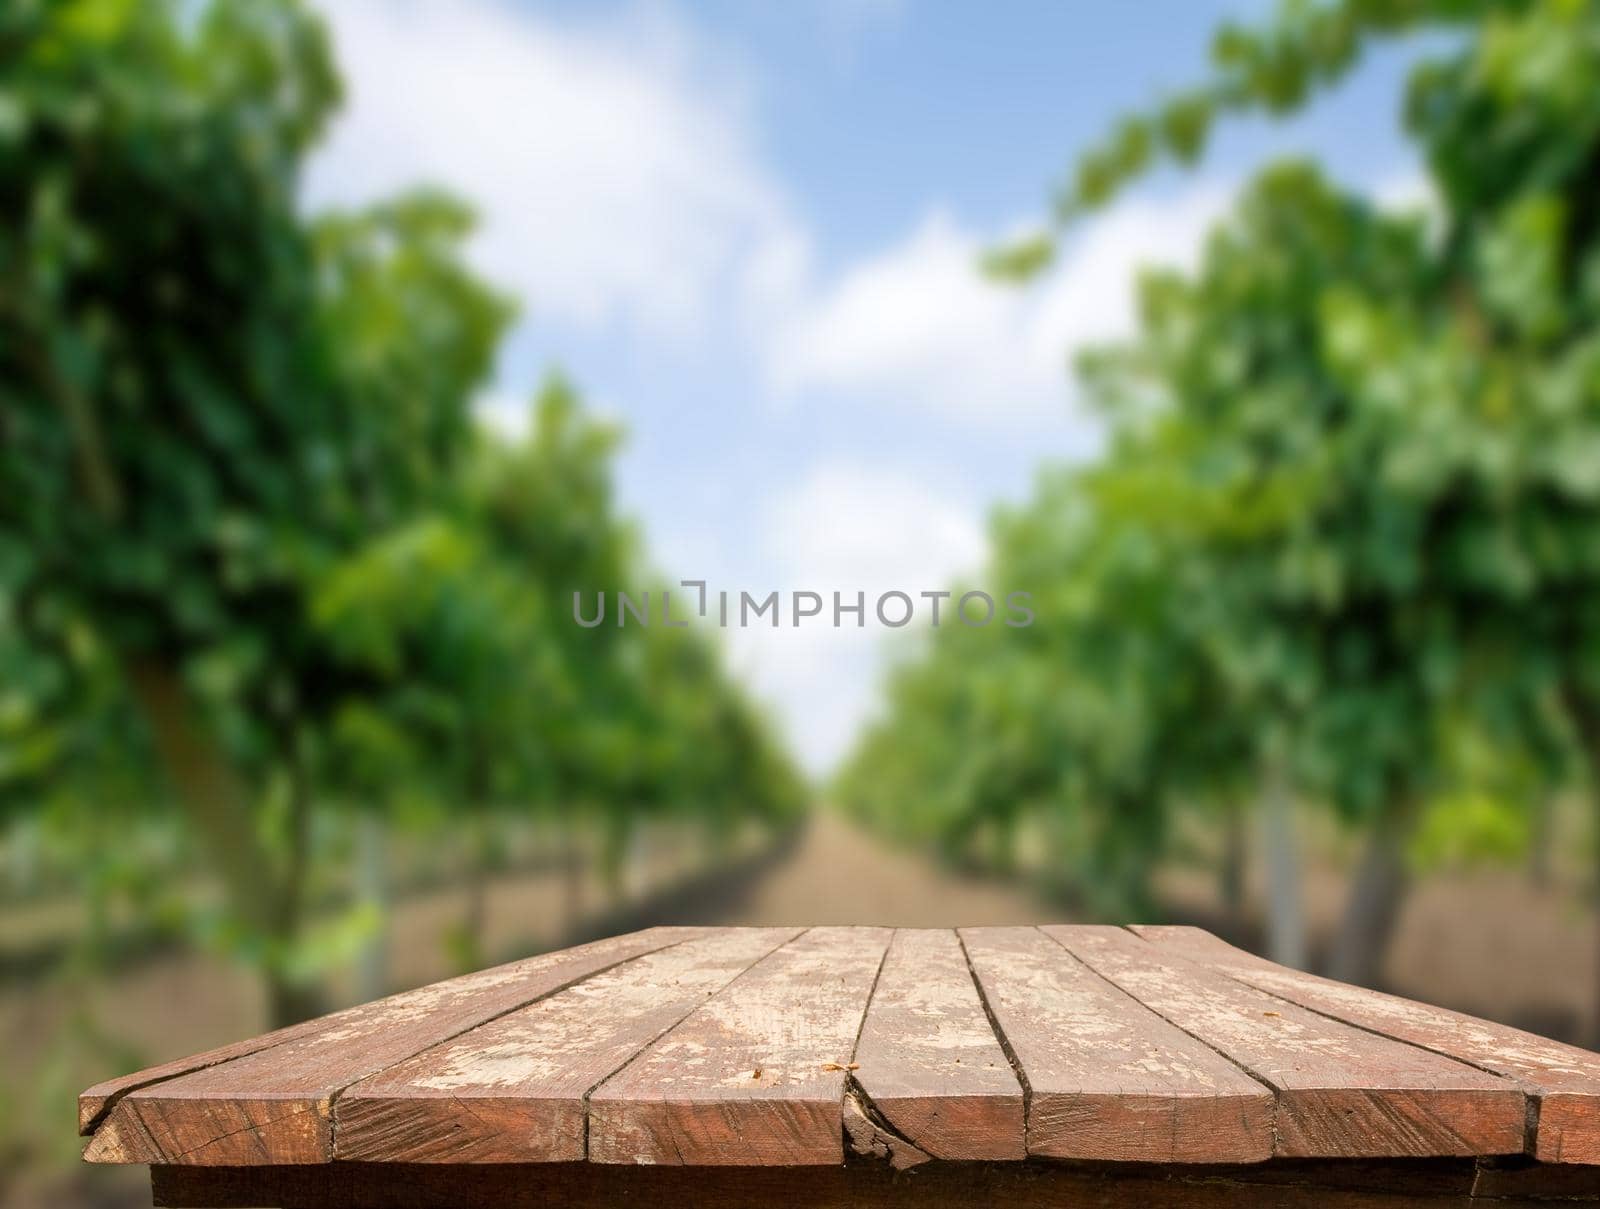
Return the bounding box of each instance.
[307,0,1426,772]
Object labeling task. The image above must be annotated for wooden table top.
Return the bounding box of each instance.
[79,925,1600,1172]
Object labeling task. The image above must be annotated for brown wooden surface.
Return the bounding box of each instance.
[844,1088,932,1169]
[79,1014,333,1136]
[850,928,1024,1161]
[79,923,1600,1180]
[1048,925,1527,1159]
[149,1159,1600,1209]
[1134,924,1600,1165]
[959,925,1275,1163]
[336,927,800,1163]
[83,927,706,1165]
[587,925,892,1165]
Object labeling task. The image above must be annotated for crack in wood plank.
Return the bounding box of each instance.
[843,1085,932,1170]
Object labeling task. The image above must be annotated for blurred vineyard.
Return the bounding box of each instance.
[7,0,1600,1204]
[839,0,1600,1011]
[0,2,802,1197]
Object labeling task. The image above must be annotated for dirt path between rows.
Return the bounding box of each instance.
[728,809,1065,924]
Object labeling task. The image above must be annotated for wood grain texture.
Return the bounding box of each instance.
[958,926,1274,1163]
[83,927,706,1166]
[851,928,1024,1161]
[151,1158,1596,1209]
[79,1015,332,1135]
[1136,925,1600,1166]
[1049,926,1527,1160]
[82,923,1598,1181]
[586,926,892,1166]
[844,1090,932,1170]
[334,927,800,1162]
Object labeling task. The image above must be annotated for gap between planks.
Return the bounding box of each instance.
[1061,926,1288,1151]
[956,928,1034,1150]
[84,928,715,1165]
[586,926,895,1165]
[84,925,1577,1171]
[333,927,809,1162]
[576,926,813,1162]
[846,929,1025,1164]
[840,930,912,1165]
[1132,925,1600,1165]
[323,928,735,1163]
[1047,926,1527,1160]
[1125,925,1545,1158]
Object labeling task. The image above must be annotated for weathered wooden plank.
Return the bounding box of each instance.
[586,926,892,1166]
[844,1089,932,1169]
[89,922,1594,1185]
[334,927,801,1162]
[83,927,708,1166]
[1135,925,1600,1166]
[79,1016,331,1136]
[958,925,1274,1163]
[851,928,1024,1161]
[152,1157,1574,1209]
[1049,926,1527,1160]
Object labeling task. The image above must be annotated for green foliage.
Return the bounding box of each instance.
[843,0,1600,963]
[1411,791,1530,871]
[1060,0,1535,220]
[980,232,1055,282]
[0,0,804,1026]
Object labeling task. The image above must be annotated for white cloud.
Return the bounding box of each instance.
[473,388,622,443]
[737,187,1235,767]
[307,0,1230,427]
[769,187,1233,425]
[725,460,986,772]
[303,0,1240,773]
[762,459,984,596]
[735,622,880,779]
[306,0,797,336]
[473,390,531,442]
[1371,169,1438,221]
